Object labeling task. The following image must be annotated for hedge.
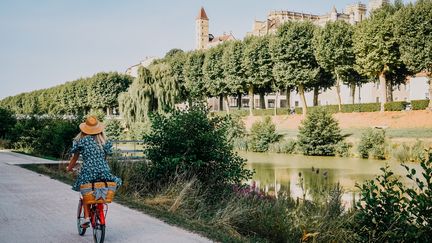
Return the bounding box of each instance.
[411,99,429,110]
[295,103,381,114]
[384,101,408,111]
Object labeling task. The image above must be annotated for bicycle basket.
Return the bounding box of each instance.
[80,181,117,204]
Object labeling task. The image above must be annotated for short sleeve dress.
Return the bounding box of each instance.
[70,136,122,191]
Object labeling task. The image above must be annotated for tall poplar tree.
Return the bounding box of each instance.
[222,40,246,109]
[183,50,206,103]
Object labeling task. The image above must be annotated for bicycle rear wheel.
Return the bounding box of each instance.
[76,199,86,236]
[92,207,105,243]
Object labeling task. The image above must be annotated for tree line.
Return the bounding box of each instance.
[121,0,431,121]
[0,72,133,115]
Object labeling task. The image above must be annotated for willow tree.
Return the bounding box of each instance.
[183,50,206,103]
[118,67,156,125]
[243,36,274,115]
[222,40,246,109]
[271,21,319,115]
[353,2,406,112]
[395,0,432,108]
[313,20,355,112]
[150,62,179,113]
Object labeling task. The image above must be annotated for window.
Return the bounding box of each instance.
[268,99,275,108]
[295,101,299,107]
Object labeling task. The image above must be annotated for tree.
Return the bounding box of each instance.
[203,44,230,112]
[183,50,206,102]
[0,107,16,138]
[270,21,319,115]
[297,109,343,156]
[353,2,407,112]
[164,48,184,59]
[395,0,432,108]
[166,51,187,103]
[222,40,246,109]
[313,21,355,111]
[243,36,274,115]
[118,67,156,125]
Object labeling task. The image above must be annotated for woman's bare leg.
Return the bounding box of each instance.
[84,204,90,219]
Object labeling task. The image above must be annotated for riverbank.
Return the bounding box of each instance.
[243,110,432,130]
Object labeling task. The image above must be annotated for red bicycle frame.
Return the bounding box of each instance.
[90,203,107,227]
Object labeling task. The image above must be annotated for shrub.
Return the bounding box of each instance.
[219,114,246,144]
[249,117,280,152]
[335,141,352,157]
[392,140,427,163]
[269,139,297,154]
[143,105,253,191]
[0,107,16,138]
[297,109,343,156]
[357,128,387,159]
[295,103,381,114]
[384,101,407,111]
[104,119,123,140]
[9,116,80,158]
[411,99,429,110]
[354,165,412,241]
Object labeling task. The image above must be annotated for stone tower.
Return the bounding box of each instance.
[368,0,390,13]
[196,7,209,50]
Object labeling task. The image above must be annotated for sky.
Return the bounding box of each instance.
[0,0,413,99]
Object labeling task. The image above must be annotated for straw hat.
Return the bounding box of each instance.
[79,116,105,135]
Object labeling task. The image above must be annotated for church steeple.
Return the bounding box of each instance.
[196,7,209,50]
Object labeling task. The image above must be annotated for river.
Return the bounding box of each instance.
[239,151,423,208]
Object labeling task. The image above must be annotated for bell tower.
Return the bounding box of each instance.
[196,7,209,50]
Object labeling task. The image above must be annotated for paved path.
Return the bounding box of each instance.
[0,151,211,243]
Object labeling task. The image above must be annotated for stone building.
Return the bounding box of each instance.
[196,7,235,50]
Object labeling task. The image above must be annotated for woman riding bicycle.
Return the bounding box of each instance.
[66,116,122,228]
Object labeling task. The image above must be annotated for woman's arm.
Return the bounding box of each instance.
[66,153,79,172]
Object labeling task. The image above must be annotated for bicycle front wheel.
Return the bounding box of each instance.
[76,199,86,236]
[93,212,105,243]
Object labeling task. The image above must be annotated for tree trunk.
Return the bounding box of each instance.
[224,95,230,114]
[219,95,224,111]
[313,87,319,106]
[299,84,307,116]
[286,86,291,114]
[274,91,279,116]
[379,71,387,112]
[350,83,356,104]
[237,93,242,109]
[259,91,266,109]
[335,73,342,112]
[386,79,393,102]
[428,76,432,109]
[248,85,254,116]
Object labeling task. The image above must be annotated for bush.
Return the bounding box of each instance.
[295,103,381,114]
[9,116,80,158]
[249,117,280,152]
[411,99,429,110]
[143,105,254,191]
[269,139,297,154]
[104,119,123,140]
[297,109,343,156]
[384,101,408,111]
[335,141,353,157]
[0,107,16,138]
[392,140,427,163]
[357,128,387,159]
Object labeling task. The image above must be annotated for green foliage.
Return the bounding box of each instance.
[183,50,206,100]
[249,117,280,152]
[222,40,246,96]
[143,105,253,190]
[9,116,80,158]
[269,139,297,154]
[335,141,352,157]
[393,140,427,163]
[203,44,229,98]
[384,101,407,111]
[411,99,429,110]
[357,128,387,159]
[0,107,16,138]
[87,109,106,121]
[104,119,123,140]
[297,109,343,156]
[295,102,381,114]
[355,165,412,241]
[218,114,246,144]
[0,72,132,115]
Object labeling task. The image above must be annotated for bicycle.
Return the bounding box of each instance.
[77,197,108,243]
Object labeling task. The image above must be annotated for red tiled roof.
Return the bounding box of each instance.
[196,7,209,20]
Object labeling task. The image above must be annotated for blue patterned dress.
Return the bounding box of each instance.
[70,136,122,191]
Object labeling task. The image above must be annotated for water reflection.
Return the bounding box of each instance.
[240,151,422,208]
